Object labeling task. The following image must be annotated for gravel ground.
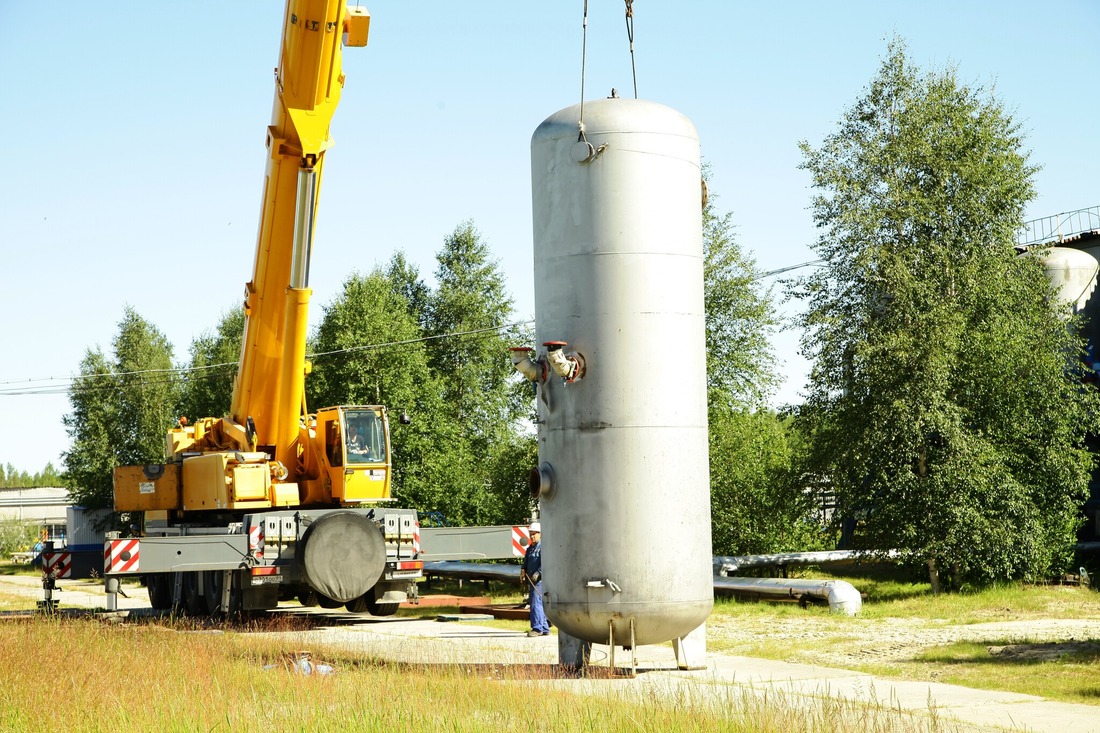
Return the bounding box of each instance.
[706,601,1100,669]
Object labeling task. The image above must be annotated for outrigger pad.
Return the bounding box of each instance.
[300,512,386,603]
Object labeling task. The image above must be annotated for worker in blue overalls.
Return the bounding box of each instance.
[521,521,550,636]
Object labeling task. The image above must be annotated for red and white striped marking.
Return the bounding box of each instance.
[42,552,71,578]
[413,521,421,555]
[105,539,140,574]
[512,526,531,557]
[249,523,264,559]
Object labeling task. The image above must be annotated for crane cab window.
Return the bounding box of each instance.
[326,420,343,466]
[344,409,385,464]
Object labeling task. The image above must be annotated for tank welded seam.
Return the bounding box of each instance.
[600,147,701,163]
[538,253,703,261]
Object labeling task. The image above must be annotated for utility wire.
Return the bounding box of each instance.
[2,262,826,397]
[309,320,532,359]
[0,320,535,397]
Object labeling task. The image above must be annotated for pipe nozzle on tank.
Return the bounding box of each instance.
[529,463,555,500]
[543,341,585,382]
[509,347,545,382]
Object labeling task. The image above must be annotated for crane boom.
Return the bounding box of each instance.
[232,0,369,470]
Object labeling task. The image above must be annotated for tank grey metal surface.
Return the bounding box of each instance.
[529,98,713,649]
[1022,245,1098,315]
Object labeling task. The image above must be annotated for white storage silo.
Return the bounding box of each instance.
[1023,245,1099,315]
[528,98,713,669]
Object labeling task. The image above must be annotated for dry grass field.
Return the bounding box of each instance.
[2,566,1099,731]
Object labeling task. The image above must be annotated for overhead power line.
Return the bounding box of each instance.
[3,260,824,398]
[0,320,535,397]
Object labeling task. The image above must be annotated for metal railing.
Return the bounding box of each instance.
[1018,206,1100,247]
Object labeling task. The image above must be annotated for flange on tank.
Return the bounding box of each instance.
[527,98,713,670]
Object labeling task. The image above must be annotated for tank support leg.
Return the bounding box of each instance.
[557,630,591,672]
[105,577,119,612]
[606,620,637,677]
[629,619,637,675]
[609,621,615,672]
[672,621,707,670]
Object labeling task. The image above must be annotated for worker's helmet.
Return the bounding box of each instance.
[529,522,541,533]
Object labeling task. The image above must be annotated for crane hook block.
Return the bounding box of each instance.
[344,6,370,48]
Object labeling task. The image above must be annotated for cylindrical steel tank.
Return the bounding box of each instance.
[1024,245,1098,315]
[530,98,713,646]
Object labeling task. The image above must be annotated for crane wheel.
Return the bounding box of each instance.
[316,593,343,609]
[203,570,242,617]
[146,574,172,610]
[345,594,370,613]
[183,573,204,616]
[366,590,399,617]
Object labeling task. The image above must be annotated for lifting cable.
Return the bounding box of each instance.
[578,0,640,139]
[625,0,637,99]
[578,0,589,141]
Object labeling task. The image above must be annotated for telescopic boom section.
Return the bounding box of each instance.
[230,1,370,473]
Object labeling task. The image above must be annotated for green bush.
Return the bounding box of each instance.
[0,518,41,557]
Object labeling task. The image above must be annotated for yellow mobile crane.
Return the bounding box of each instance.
[107,1,421,616]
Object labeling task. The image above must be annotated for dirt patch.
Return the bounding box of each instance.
[987,640,1100,662]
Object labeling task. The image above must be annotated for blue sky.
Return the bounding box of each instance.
[1,1,1097,474]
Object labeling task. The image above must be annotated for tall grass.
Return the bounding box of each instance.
[0,616,946,732]
[6,569,1097,727]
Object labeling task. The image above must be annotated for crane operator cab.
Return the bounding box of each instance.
[318,405,391,503]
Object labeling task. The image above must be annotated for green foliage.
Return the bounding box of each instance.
[424,221,521,446]
[0,462,61,488]
[703,168,779,409]
[384,252,431,326]
[310,269,435,410]
[414,222,531,524]
[794,39,1097,588]
[482,434,539,526]
[0,518,40,556]
[709,407,824,556]
[62,308,181,509]
[179,306,244,421]
[112,308,181,466]
[38,462,61,487]
[308,267,460,520]
[701,171,795,554]
[307,232,531,527]
[62,349,118,509]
